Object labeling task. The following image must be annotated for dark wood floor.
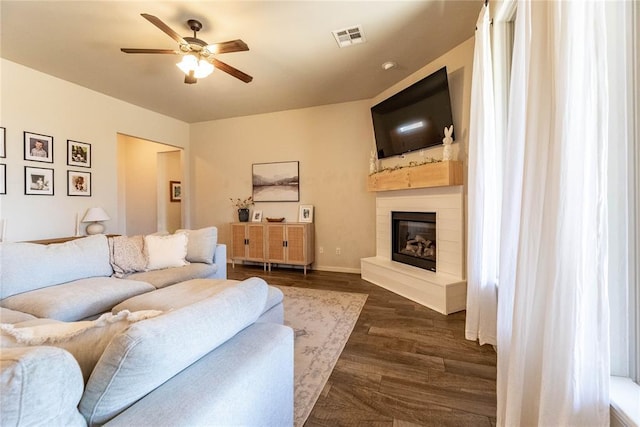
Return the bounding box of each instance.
[228,265,497,427]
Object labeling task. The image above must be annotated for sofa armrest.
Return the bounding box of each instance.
[0,346,86,427]
[211,244,227,279]
[104,323,294,427]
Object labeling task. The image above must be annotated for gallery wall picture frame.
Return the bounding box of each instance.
[170,181,181,202]
[252,161,300,202]
[0,127,6,158]
[24,131,54,163]
[299,205,314,223]
[67,140,91,168]
[25,166,54,196]
[252,210,263,222]
[0,164,6,195]
[67,170,92,196]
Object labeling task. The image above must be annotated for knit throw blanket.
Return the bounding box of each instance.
[0,309,162,345]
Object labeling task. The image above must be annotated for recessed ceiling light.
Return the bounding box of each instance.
[382,61,397,70]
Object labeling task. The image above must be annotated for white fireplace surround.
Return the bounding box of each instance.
[361,186,466,314]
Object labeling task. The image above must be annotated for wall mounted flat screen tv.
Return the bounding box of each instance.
[371,66,454,159]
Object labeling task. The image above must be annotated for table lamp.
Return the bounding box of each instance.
[82,207,110,235]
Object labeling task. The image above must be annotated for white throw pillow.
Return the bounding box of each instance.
[144,233,189,271]
[176,227,218,264]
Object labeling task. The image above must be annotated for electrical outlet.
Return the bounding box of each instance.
[319,247,324,254]
[336,247,341,255]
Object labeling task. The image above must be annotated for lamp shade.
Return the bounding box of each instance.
[82,207,110,223]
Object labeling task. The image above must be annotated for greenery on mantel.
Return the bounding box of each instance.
[369,158,442,176]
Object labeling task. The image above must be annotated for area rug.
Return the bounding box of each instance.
[276,286,367,427]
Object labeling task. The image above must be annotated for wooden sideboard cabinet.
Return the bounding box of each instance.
[230,222,314,274]
[230,223,267,270]
[266,222,314,274]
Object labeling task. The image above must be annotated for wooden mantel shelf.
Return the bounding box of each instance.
[367,160,463,192]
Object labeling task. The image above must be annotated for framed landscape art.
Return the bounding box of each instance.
[24,131,53,163]
[252,161,300,202]
[67,140,91,168]
[25,166,54,195]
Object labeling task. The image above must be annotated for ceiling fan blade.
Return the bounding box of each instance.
[206,39,249,54]
[211,58,253,83]
[141,13,189,47]
[121,48,179,54]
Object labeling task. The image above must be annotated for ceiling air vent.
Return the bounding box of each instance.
[332,25,366,48]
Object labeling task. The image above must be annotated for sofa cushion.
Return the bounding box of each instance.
[0,277,155,321]
[112,278,283,317]
[0,234,113,300]
[0,346,86,427]
[124,263,217,289]
[144,233,188,270]
[176,227,218,264]
[79,278,269,426]
[0,307,37,324]
[108,235,147,278]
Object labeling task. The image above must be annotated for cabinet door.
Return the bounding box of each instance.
[266,224,286,263]
[286,224,307,264]
[246,224,265,261]
[231,224,247,259]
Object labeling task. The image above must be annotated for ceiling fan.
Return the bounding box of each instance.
[121,13,253,84]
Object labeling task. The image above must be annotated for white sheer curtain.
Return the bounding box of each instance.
[496,1,610,425]
[465,3,498,346]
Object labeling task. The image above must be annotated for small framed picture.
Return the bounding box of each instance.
[252,210,263,222]
[0,127,6,158]
[67,170,91,196]
[0,164,6,194]
[24,131,53,163]
[298,205,314,223]
[170,180,181,202]
[67,140,91,168]
[25,166,54,195]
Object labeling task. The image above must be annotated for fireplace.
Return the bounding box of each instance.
[392,211,436,272]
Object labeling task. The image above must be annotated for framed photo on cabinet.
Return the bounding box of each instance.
[298,205,314,223]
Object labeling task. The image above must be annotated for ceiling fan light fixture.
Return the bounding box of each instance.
[177,54,198,74]
[176,55,214,80]
[195,59,214,78]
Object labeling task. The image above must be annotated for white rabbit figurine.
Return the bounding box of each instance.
[442,125,454,161]
[369,150,377,174]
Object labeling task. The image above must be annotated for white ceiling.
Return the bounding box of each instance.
[0,1,481,123]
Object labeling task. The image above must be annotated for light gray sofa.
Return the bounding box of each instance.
[0,232,293,426]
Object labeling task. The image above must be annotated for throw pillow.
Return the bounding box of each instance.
[144,233,189,271]
[108,235,147,278]
[176,227,218,264]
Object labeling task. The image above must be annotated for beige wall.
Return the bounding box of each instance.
[190,100,377,272]
[189,37,474,273]
[158,150,182,233]
[0,59,189,241]
[118,135,182,236]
